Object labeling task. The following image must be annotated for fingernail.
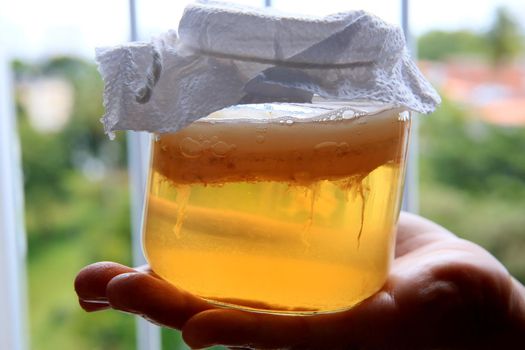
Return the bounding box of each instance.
[79,299,110,312]
[80,297,108,303]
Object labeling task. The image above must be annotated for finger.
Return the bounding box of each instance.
[75,261,136,302]
[183,309,310,349]
[106,272,213,329]
[395,212,456,257]
[183,287,401,350]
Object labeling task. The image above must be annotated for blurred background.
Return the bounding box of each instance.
[0,0,524,349]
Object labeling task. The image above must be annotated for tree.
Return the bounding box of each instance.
[418,30,488,61]
[417,7,524,63]
[486,7,522,65]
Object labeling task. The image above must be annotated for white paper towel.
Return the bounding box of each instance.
[96,0,440,136]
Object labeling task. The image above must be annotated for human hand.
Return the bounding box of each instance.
[75,212,525,349]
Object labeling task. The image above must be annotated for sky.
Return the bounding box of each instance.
[1,0,524,61]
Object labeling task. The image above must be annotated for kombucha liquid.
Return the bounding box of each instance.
[143,103,411,314]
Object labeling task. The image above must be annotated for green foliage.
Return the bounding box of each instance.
[29,231,136,350]
[420,97,525,199]
[418,30,488,61]
[420,181,525,284]
[418,9,525,282]
[487,7,523,65]
[418,6,524,62]
[419,98,525,283]
[13,56,139,350]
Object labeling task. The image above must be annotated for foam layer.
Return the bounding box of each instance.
[152,103,411,184]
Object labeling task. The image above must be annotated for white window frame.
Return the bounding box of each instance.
[0,48,29,350]
[127,1,162,348]
[401,0,419,213]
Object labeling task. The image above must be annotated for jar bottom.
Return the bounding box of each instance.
[199,282,385,316]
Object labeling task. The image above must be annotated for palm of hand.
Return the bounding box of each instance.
[75,213,524,349]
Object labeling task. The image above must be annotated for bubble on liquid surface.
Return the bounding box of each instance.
[211,141,234,157]
[314,141,339,154]
[278,117,294,126]
[314,141,351,156]
[323,109,345,121]
[342,110,356,119]
[179,137,203,158]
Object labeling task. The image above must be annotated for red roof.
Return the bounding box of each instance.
[420,61,525,126]
[478,98,525,126]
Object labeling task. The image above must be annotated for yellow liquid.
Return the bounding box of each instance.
[143,103,411,314]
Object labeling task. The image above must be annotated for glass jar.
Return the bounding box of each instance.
[142,100,411,315]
